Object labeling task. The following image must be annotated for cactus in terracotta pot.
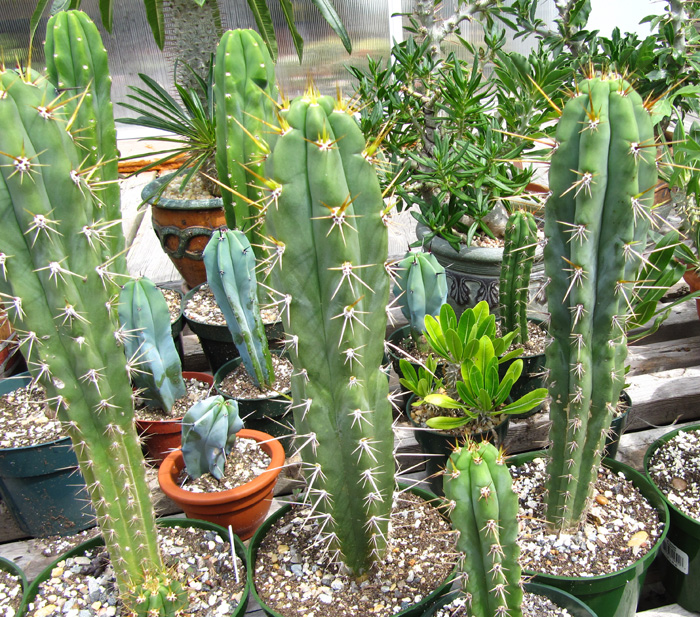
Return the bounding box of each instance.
[543,75,657,532]
[0,62,186,616]
[264,88,394,575]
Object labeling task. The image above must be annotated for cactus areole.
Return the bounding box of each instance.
[544,76,657,532]
[264,90,394,574]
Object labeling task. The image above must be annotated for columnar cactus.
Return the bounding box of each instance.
[394,250,447,352]
[499,210,538,345]
[44,10,124,271]
[264,89,394,574]
[0,68,186,615]
[203,229,273,389]
[118,277,186,411]
[444,440,522,617]
[544,75,657,531]
[182,395,244,480]
[214,29,278,236]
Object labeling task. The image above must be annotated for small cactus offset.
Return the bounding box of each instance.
[394,251,447,352]
[182,395,244,480]
[44,10,124,270]
[203,229,274,389]
[214,28,278,235]
[0,67,186,615]
[499,210,538,345]
[264,89,394,575]
[444,440,522,617]
[544,75,657,532]
[118,277,186,411]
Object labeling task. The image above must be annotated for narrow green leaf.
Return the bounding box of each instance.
[501,388,548,415]
[247,0,279,61]
[309,0,352,54]
[424,393,463,410]
[143,0,165,49]
[279,0,304,61]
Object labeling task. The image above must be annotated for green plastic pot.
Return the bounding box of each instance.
[213,353,294,452]
[421,581,599,617]
[407,393,510,496]
[509,451,669,617]
[19,517,249,616]
[0,555,27,617]
[604,391,632,460]
[248,484,455,617]
[0,374,96,538]
[643,423,700,611]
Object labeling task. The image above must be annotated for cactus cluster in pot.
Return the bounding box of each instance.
[262,87,394,575]
[0,14,188,616]
[543,74,657,532]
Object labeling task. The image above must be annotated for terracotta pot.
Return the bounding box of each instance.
[143,173,227,289]
[158,428,285,540]
[0,309,25,378]
[135,371,214,464]
[683,267,700,319]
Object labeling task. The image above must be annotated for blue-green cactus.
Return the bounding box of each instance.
[182,395,244,480]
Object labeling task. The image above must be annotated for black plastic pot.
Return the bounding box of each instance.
[421,581,599,617]
[0,555,27,616]
[0,374,96,538]
[407,393,510,496]
[19,517,249,616]
[509,451,669,617]
[643,423,700,611]
[604,391,632,460]
[248,485,455,617]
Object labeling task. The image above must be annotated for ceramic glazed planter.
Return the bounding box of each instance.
[421,582,599,617]
[415,224,544,316]
[18,517,249,617]
[249,485,456,617]
[135,371,214,464]
[142,173,227,289]
[0,555,27,616]
[510,451,668,617]
[158,428,284,540]
[0,374,96,538]
[643,423,700,611]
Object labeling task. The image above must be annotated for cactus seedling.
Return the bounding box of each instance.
[444,440,522,617]
[118,277,186,411]
[393,250,447,353]
[543,75,657,532]
[182,395,244,480]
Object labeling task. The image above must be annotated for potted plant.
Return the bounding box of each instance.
[158,394,284,539]
[0,554,26,617]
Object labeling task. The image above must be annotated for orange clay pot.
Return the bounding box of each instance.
[158,428,285,540]
[683,267,700,320]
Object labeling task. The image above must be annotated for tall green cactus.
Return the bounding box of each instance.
[444,440,522,617]
[214,29,278,236]
[499,210,538,345]
[394,251,447,352]
[0,67,186,616]
[203,229,273,389]
[44,10,124,272]
[544,75,657,531]
[118,277,186,411]
[264,89,394,575]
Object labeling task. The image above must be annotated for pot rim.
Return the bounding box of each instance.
[142,172,223,211]
[134,371,215,426]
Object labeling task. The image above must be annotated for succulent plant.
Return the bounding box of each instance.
[181,395,244,480]
[203,229,274,390]
[0,63,186,615]
[118,277,186,411]
[543,75,657,532]
[393,250,447,352]
[444,440,523,617]
[44,9,124,272]
[214,28,278,237]
[499,210,539,345]
[264,88,394,575]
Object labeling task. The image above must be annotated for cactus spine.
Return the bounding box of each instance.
[264,89,394,574]
[394,251,447,352]
[499,210,538,345]
[203,229,273,389]
[444,440,522,617]
[118,277,186,411]
[182,395,244,480]
[0,67,186,615]
[44,10,124,271]
[214,29,277,236]
[544,76,657,531]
